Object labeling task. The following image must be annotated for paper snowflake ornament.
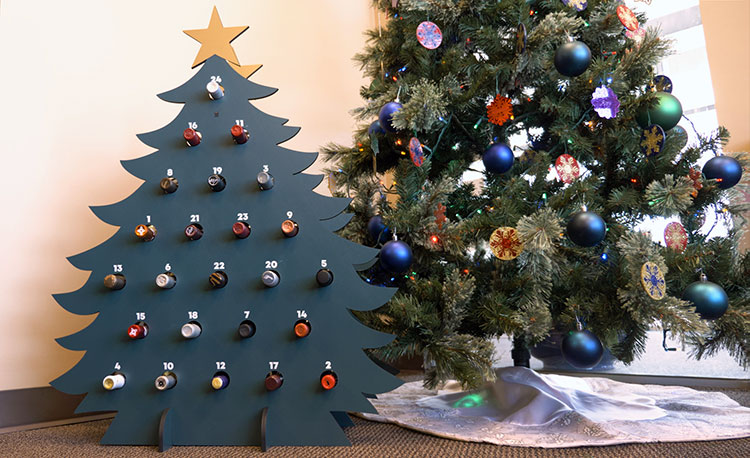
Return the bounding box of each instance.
[487,95,513,126]
[640,124,665,157]
[562,0,587,12]
[641,262,666,300]
[409,137,425,167]
[591,86,620,119]
[617,5,639,31]
[554,154,581,184]
[489,227,524,260]
[416,21,442,50]
[625,27,646,47]
[664,222,688,252]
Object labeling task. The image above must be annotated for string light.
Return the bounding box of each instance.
[600,253,609,261]
[430,235,440,244]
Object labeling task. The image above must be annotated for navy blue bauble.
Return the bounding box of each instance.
[561,330,604,369]
[567,212,606,247]
[368,120,386,136]
[702,156,743,189]
[367,215,392,244]
[378,101,403,133]
[482,143,514,174]
[683,278,729,320]
[380,240,413,274]
[554,41,592,77]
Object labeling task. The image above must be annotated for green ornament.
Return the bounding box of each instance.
[636,92,683,131]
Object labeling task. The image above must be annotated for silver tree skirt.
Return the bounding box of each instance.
[358,367,750,448]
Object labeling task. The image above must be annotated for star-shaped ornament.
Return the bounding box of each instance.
[185,7,253,70]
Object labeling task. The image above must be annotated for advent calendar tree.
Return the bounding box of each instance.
[53,9,400,449]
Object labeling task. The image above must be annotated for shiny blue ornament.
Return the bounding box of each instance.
[368,120,386,136]
[554,41,592,77]
[380,240,413,274]
[378,101,403,133]
[561,329,604,369]
[683,275,729,320]
[702,156,743,189]
[482,143,514,174]
[567,212,606,247]
[367,215,392,244]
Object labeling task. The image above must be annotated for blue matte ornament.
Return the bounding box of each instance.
[368,120,386,136]
[702,155,743,190]
[380,240,413,274]
[683,274,729,320]
[561,328,604,369]
[482,143,514,174]
[378,101,403,133]
[554,40,592,77]
[567,211,606,247]
[367,215,392,244]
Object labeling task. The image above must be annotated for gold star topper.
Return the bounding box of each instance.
[184,6,262,78]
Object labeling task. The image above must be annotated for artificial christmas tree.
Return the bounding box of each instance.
[53,8,400,450]
[323,0,749,387]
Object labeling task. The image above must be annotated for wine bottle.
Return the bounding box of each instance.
[180,322,202,339]
[232,221,251,239]
[184,223,204,241]
[127,321,148,340]
[230,124,248,144]
[281,219,299,238]
[206,80,224,100]
[257,171,274,190]
[261,270,280,288]
[238,320,256,339]
[159,177,179,194]
[102,373,126,391]
[209,271,228,289]
[183,127,201,147]
[320,370,338,390]
[134,224,157,242]
[315,269,333,287]
[207,174,226,192]
[155,372,177,391]
[211,372,230,390]
[103,273,126,290]
[264,371,283,391]
[294,319,311,338]
[155,272,177,289]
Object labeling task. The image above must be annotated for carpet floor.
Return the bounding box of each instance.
[1,387,747,457]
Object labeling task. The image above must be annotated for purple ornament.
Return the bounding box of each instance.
[591,85,620,119]
[416,21,442,50]
[561,0,587,12]
[409,137,424,167]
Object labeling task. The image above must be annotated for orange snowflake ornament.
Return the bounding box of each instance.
[487,95,513,126]
[489,227,524,260]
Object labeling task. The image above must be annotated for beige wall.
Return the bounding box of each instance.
[0,1,376,390]
[700,0,750,251]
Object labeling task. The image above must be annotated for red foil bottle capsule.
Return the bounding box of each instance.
[127,321,148,339]
[294,319,311,338]
[183,128,202,146]
[281,219,299,237]
[265,371,283,391]
[230,124,249,144]
[320,370,338,390]
[232,221,251,239]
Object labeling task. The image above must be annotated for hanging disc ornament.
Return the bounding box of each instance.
[641,262,666,300]
[482,143,515,174]
[516,23,527,54]
[649,75,673,93]
[554,40,592,77]
[409,137,425,167]
[616,4,639,31]
[561,329,604,369]
[487,95,513,126]
[561,0,587,12]
[416,21,443,50]
[625,27,646,46]
[567,212,606,247]
[664,222,688,252]
[683,274,729,320]
[591,86,620,119]
[640,124,665,157]
[636,92,683,131]
[489,227,524,260]
[555,154,580,184]
[378,101,403,133]
[669,125,688,152]
[380,240,413,274]
[703,155,743,189]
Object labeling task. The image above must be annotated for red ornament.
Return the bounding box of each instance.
[664,222,687,252]
[688,167,703,197]
[434,203,447,229]
[487,95,513,126]
[555,154,580,184]
[617,5,639,31]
